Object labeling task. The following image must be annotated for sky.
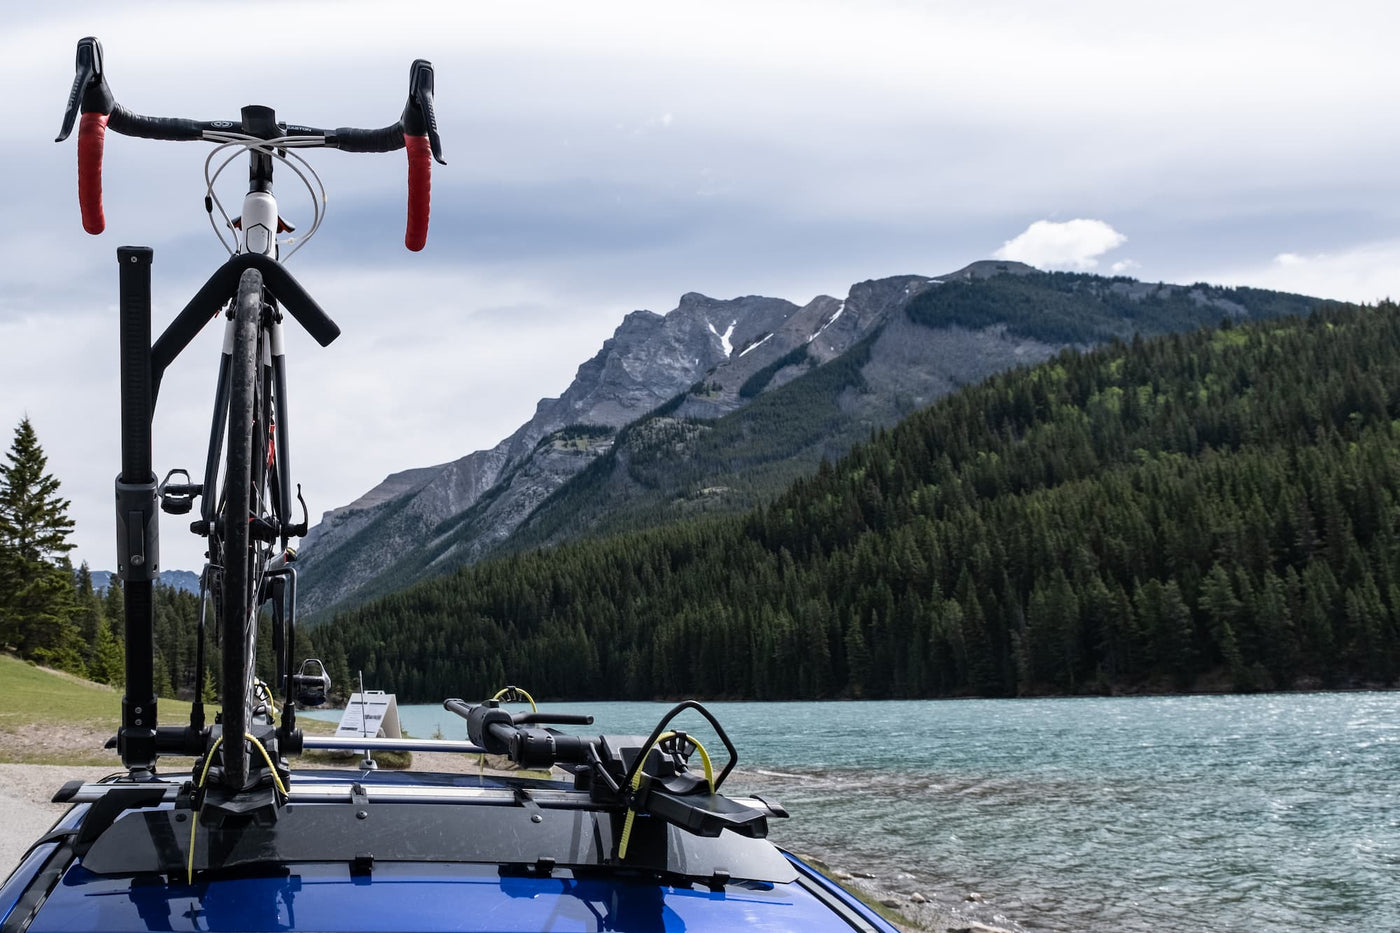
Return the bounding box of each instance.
[2,0,1398,575]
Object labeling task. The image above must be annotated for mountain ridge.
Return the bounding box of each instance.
[86,568,201,595]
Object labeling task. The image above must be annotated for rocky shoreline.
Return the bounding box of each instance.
[792,851,1020,933]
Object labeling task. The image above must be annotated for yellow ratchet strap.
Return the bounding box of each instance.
[188,734,225,884]
[491,685,537,711]
[246,732,289,797]
[617,731,715,859]
[186,732,289,884]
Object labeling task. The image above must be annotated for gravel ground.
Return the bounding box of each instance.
[0,763,119,879]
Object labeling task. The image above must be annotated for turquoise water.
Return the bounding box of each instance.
[304,693,1400,932]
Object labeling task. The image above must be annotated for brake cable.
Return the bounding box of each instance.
[202,135,328,259]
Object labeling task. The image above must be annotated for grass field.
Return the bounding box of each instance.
[0,653,197,765]
[0,654,337,766]
[0,653,200,723]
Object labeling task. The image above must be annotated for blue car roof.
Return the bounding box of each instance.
[4,769,898,933]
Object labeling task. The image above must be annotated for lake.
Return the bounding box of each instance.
[304,692,1399,932]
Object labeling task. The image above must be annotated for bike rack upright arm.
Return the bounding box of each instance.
[115,245,160,775]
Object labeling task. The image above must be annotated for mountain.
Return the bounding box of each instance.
[295,292,803,614]
[296,261,1334,617]
[309,299,1398,701]
[87,568,201,595]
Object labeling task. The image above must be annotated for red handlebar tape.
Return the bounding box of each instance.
[78,111,109,235]
[404,133,431,251]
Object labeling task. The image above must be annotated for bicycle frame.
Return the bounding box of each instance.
[192,138,305,785]
[197,172,297,542]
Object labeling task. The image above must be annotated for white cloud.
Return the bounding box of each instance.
[1208,241,1400,304]
[994,219,1128,271]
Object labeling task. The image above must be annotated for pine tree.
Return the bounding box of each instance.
[0,418,82,669]
[0,418,75,563]
[843,618,870,698]
[90,614,125,686]
[73,563,107,671]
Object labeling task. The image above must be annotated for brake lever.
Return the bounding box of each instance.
[405,59,446,165]
[290,483,310,538]
[56,36,112,143]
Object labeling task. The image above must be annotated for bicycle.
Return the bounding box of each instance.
[56,36,445,812]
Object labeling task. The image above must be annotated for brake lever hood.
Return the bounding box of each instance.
[57,36,114,142]
[403,59,445,165]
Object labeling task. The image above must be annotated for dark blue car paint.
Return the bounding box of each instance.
[28,863,868,932]
[3,773,900,933]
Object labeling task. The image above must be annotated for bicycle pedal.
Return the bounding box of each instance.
[160,493,195,515]
[158,469,202,515]
[294,658,331,707]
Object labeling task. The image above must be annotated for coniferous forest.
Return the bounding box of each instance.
[311,301,1400,701]
[0,416,207,696]
[0,416,297,701]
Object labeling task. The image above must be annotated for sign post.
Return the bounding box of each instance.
[336,686,402,768]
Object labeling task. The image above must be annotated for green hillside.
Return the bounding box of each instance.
[904,271,1322,343]
[0,652,189,764]
[310,301,1400,701]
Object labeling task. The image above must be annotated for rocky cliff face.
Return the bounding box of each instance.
[667,275,944,422]
[295,291,804,613]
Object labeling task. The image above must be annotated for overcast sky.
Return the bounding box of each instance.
[3,0,1398,574]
